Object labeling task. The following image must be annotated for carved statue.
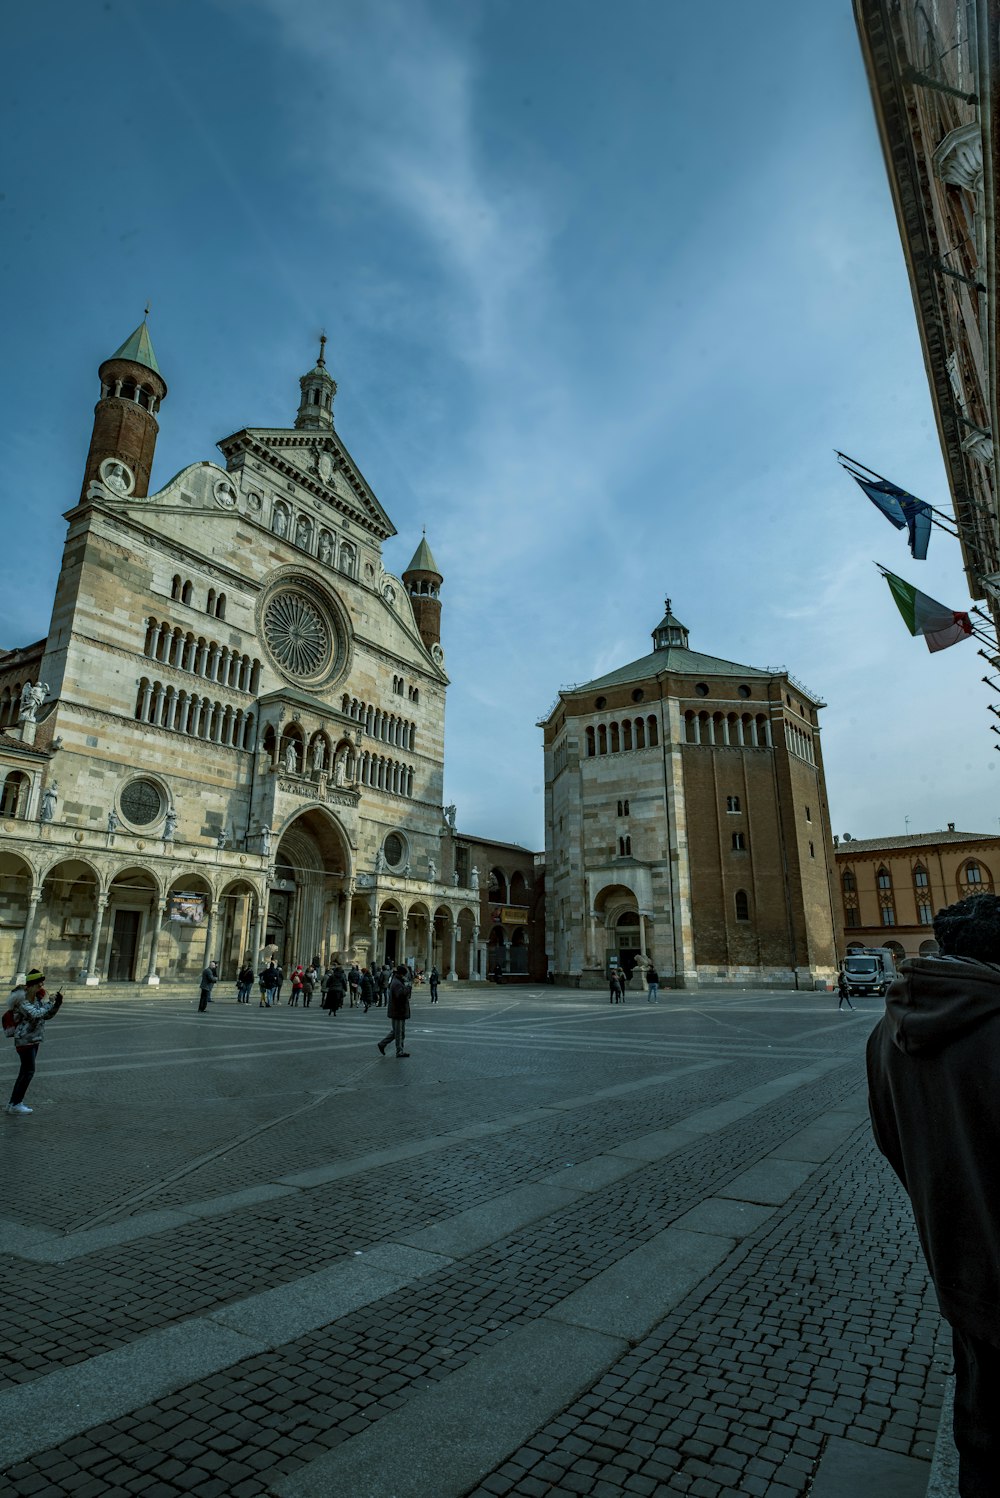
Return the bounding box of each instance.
[443,803,457,832]
[427,857,437,882]
[403,862,412,877]
[107,810,119,835]
[19,681,49,724]
[40,782,58,823]
[452,870,459,886]
[104,461,131,495]
[217,829,228,850]
[272,506,289,538]
[295,516,312,549]
[471,866,480,891]
[284,741,299,774]
[163,808,177,841]
[318,531,333,565]
[259,824,272,856]
[374,849,386,873]
[312,739,326,774]
[334,755,346,787]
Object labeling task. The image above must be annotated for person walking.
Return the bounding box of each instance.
[646,965,659,1003]
[429,965,440,1003]
[376,963,391,1007]
[260,959,279,1007]
[289,966,304,1007]
[378,965,412,1057]
[302,965,316,1007]
[323,963,347,1016]
[236,961,255,1003]
[348,963,361,1008]
[4,970,64,1115]
[609,969,623,1004]
[273,964,285,1005]
[359,967,375,1013]
[837,966,855,1010]
[198,959,218,1012]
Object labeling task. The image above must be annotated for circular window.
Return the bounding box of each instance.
[120,778,163,827]
[257,575,349,688]
[264,591,331,678]
[738,685,751,699]
[695,683,709,697]
[383,832,406,868]
[594,696,607,709]
[631,688,645,703]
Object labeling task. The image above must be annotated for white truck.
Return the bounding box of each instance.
[843,948,898,998]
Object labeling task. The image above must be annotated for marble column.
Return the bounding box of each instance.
[469,924,481,981]
[84,896,109,986]
[145,899,167,984]
[15,889,41,979]
[448,919,458,981]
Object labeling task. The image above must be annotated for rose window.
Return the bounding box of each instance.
[263,591,331,679]
[120,779,163,826]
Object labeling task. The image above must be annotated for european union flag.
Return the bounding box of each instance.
[850,473,932,559]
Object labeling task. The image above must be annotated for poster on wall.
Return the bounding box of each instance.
[169,893,206,925]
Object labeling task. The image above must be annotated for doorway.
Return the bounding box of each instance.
[108,909,141,981]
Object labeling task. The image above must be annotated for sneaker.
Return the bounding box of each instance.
[396,1052,410,1058]
[6,1103,32,1114]
[377,1041,388,1055]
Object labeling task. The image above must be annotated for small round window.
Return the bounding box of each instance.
[694,683,709,697]
[594,696,607,709]
[738,685,751,700]
[631,688,645,703]
[120,778,163,827]
[383,833,406,869]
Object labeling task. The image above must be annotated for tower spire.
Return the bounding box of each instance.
[295,337,336,431]
[80,318,168,502]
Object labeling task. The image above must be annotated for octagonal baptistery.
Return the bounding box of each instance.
[0,323,457,985]
[539,600,838,990]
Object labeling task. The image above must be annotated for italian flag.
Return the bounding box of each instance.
[881,566,973,653]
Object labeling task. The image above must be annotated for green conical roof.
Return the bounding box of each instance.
[404,535,441,576]
[109,320,161,377]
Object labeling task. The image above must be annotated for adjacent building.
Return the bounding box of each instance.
[854,0,1000,623]
[0,323,484,983]
[835,824,1000,962]
[539,602,839,989]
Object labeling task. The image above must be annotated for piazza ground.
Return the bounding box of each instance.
[0,983,949,1498]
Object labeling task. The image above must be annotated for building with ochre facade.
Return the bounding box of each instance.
[540,602,838,989]
[0,322,483,984]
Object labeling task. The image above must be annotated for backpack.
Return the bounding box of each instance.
[1,1007,16,1036]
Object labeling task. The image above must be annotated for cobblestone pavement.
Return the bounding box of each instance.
[0,983,948,1496]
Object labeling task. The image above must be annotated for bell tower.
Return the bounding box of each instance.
[402,533,444,651]
[80,317,167,502]
[295,335,337,432]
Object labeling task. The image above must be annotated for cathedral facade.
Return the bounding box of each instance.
[540,603,838,989]
[0,323,483,984]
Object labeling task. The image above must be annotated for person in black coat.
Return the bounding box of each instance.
[377,966,412,1057]
[867,893,1000,1497]
[323,964,347,1016]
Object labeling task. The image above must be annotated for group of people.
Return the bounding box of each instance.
[608,965,660,1003]
[207,957,443,1020]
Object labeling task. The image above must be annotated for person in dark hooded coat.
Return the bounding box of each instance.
[867,892,1000,1498]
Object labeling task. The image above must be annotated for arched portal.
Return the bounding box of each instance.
[268,808,352,968]
[592,882,643,978]
[105,867,161,982]
[37,858,100,981]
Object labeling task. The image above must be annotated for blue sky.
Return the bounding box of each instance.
[2,1,996,849]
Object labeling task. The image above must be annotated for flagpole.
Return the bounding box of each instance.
[836,452,959,534]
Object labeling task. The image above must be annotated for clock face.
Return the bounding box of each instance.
[99,457,135,495]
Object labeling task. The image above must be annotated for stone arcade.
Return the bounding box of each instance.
[0,323,483,983]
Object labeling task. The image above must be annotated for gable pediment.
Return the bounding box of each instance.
[217,427,397,541]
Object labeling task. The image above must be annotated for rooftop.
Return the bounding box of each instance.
[836,829,1000,854]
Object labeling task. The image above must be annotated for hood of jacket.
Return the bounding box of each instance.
[883,954,1000,1056]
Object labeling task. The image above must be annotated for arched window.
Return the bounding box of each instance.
[732,832,747,851]
[842,869,856,893]
[215,593,226,620]
[734,889,750,922]
[0,771,29,817]
[617,800,623,817]
[913,864,929,889]
[585,727,595,758]
[181,580,193,605]
[726,795,741,813]
[646,714,658,747]
[171,575,182,601]
[207,589,216,615]
[965,861,983,884]
[635,717,645,750]
[598,724,607,755]
[610,722,620,754]
[876,866,892,890]
[622,719,632,751]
